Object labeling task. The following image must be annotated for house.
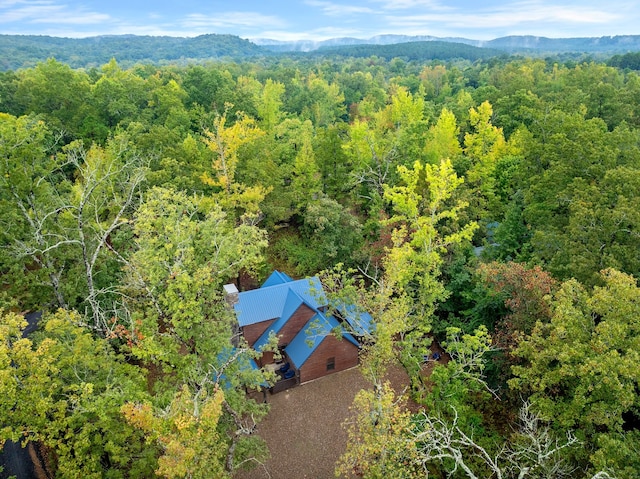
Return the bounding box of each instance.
[226,271,372,387]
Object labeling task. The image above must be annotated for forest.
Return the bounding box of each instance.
[4,33,640,71]
[1,49,640,479]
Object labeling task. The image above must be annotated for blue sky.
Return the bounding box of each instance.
[0,0,638,41]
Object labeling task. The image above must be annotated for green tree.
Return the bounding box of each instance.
[419,326,497,422]
[62,137,147,331]
[336,156,480,477]
[122,385,228,479]
[256,78,286,131]
[460,101,517,222]
[315,124,352,199]
[336,383,417,479]
[337,322,599,479]
[123,186,267,366]
[236,117,301,226]
[510,269,640,478]
[290,120,322,210]
[291,73,346,127]
[0,70,20,115]
[121,187,270,473]
[146,78,190,133]
[123,348,270,479]
[0,309,157,478]
[300,196,363,272]
[383,158,477,326]
[521,112,640,284]
[91,58,150,131]
[145,132,214,195]
[345,86,429,203]
[14,58,91,139]
[0,113,69,310]
[201,107,269,217]
[425,107,462,165]
[182,65,236,112]
[558,168,640,285]
[0,116,147,321]
[420,64,453,101]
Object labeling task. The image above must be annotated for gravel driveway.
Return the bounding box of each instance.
[235,364,413,479]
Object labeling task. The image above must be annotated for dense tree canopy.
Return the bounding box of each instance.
[1,52,640,478]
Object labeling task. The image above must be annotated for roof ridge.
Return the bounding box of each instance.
[253,276,311,292]
[234,275,326,327]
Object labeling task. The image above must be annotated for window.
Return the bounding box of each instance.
[326,357,335,371]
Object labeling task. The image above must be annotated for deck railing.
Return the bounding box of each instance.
[270,375,299,394]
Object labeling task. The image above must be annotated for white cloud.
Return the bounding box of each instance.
[32,11,111,25]
[491,2,620,25]
[386,2,622,32]
[182,11,287,30]
[0,0,110,25]
[1,0,637,42]
[252,25,365,42]
[373,0,449,11]
[305,1,376,17]
[0,0,34,8]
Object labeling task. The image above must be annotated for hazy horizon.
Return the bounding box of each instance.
[0,1,638,42]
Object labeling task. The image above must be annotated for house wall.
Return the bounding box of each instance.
[277,304,316,346]
[242,319,275,347]
[299,335,359,383]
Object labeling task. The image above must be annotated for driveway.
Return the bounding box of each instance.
[235,364,413,479]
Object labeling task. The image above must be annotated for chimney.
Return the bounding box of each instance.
[223,283,239,308]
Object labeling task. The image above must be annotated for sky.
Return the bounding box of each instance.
[0,0,638,42]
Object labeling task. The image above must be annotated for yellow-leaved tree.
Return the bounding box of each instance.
[383,158,478,328]
[201,106,270,217]
[122,385,227,479]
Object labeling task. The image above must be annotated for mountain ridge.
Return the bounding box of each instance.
[0,33,266,70]
[253,33,640,53]
[251,34,481,52]
[1,33,639,70]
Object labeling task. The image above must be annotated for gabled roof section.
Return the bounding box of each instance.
[261,270,294,288]
[285,314,359,369]
[281,287,306,322]
[335,303,375,337]
[289,276,326,306]
[234,276,326,327]
[252,288,307,351]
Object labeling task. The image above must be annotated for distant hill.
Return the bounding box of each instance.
[485,35,640,53]
[255,33,640,55]
[0,34,267,70]
[253,34,480,52]
[1,32,640,71]
[308,41,503,62]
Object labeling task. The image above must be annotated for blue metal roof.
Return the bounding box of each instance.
[235,276,326,327]
[261,270,294,288]
[252,288,307,351]
[285,314,359,369]
[335,303,375,337]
